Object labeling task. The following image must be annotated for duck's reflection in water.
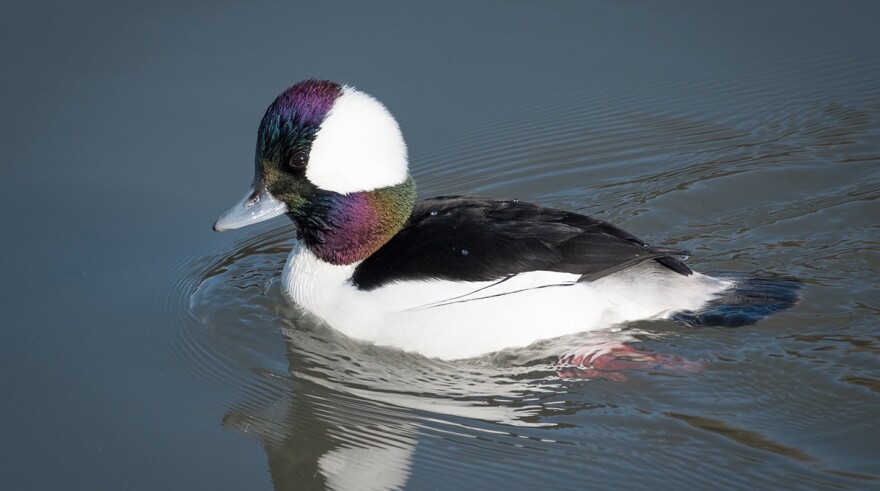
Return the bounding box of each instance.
[222,326,421,490]
[220,319,657,490]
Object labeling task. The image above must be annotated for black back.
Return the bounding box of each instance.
[351,196,691,291]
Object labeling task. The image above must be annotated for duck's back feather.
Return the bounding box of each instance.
[352,196,691,291]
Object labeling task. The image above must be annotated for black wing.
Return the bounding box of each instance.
[351,196,691,291]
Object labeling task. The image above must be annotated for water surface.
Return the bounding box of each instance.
[1,1,878,489]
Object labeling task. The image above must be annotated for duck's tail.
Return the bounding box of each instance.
[671,273,803,327]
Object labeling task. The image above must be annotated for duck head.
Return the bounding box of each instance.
[214,80,416,265]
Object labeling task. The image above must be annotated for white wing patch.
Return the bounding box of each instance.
[407,272,580,310]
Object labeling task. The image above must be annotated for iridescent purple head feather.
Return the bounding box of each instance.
[257,79,343,161]
[239,79,417,265]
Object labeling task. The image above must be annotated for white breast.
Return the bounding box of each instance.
[282,241,731,360]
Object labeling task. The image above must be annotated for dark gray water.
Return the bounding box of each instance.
[2,1,878,489]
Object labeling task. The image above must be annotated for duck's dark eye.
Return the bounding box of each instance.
[286,151,308,170]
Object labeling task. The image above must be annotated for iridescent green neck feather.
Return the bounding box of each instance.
[291,176,417,265]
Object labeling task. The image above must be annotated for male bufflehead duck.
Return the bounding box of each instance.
[214,79,799,360]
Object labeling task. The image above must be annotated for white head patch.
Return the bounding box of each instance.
[306,86,409,194]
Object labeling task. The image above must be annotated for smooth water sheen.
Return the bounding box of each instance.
[2,1,878,489]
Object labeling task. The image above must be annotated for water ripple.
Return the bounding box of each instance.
[165,21,880,487]
[170,210,880,489]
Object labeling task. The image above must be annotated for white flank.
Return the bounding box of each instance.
[282,242,732,360]
[306,86,409,194]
